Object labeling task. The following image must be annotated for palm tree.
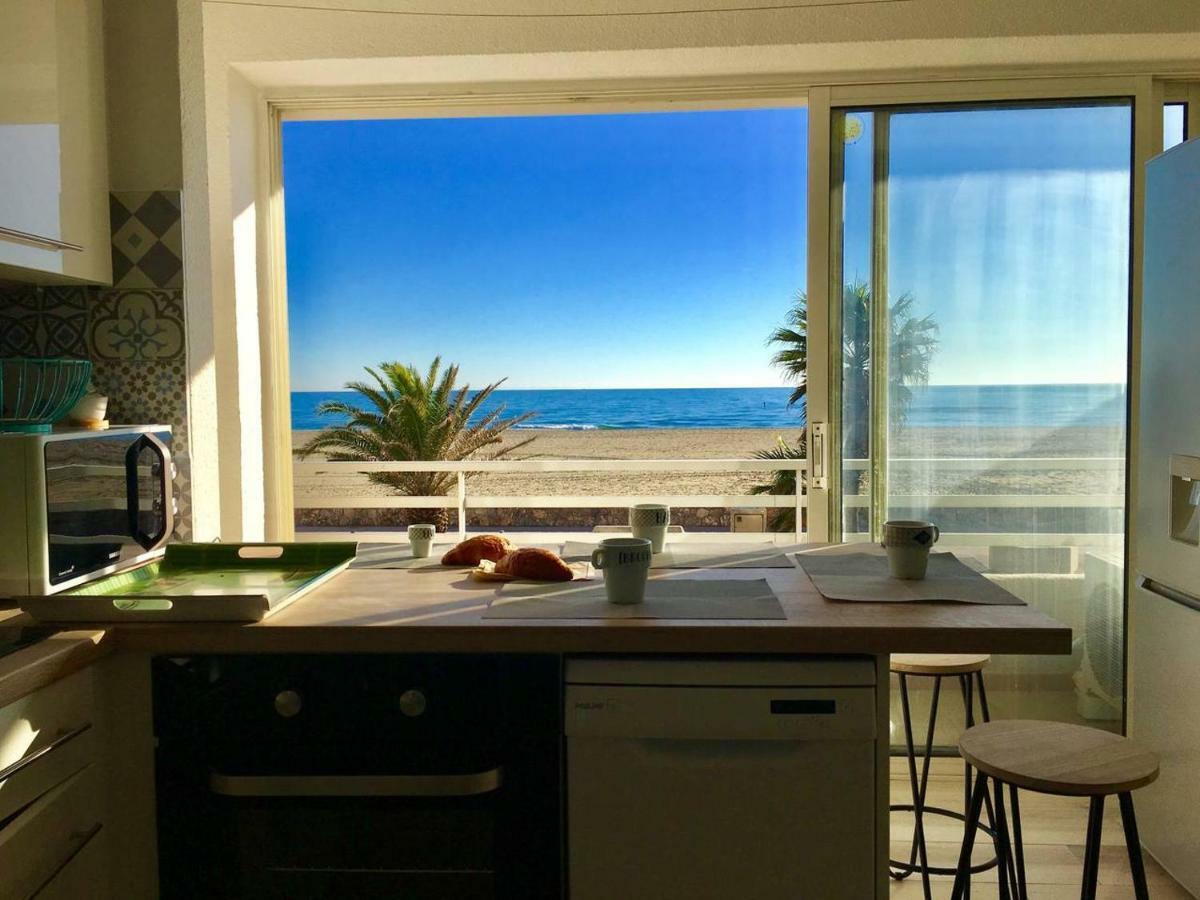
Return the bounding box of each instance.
[749,433,808,532]
[768,282,939,435]
[755,283,939,531]
[296,358,535,530]
[766,295,808,408]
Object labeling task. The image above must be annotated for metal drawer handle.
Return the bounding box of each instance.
[1138,575,1200,613]
[30,822,103,897]
[0,722,92,783]
[0,226,83,252]
[208,767,503,798]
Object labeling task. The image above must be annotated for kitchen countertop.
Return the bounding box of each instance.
[0,547,1071,701]
[0,623,110,708]
[110,555,1071,657]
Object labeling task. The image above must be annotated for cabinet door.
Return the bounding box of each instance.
[0,765,106,900]
[32,824,107,900]
[0,0,110,283]
[0,1,62,246]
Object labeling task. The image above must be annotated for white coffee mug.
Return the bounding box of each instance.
[407,524,436,558]
[881,520,940,580]
[630,504,670,553]
[591,537,652,605]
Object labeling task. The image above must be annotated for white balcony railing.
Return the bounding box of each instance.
[293,456,1125,546]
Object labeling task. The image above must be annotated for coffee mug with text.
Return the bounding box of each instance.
[591,537,653,604]
[881,520,940,580]
[630,504,670,553]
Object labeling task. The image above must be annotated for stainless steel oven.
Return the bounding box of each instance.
[154,654,563,900]
[0,426,173,597]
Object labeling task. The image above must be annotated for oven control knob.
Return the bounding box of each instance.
[399,689,427,718]
[274,689,302,718]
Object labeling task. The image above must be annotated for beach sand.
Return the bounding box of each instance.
[291,424,1125,504]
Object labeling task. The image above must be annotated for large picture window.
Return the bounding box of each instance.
[281,107,810,536]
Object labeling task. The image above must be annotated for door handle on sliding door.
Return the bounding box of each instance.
[810,422,829,489]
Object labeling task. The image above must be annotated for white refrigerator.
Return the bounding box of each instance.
[1132,134,1200,896]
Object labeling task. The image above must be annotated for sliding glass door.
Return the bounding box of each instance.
[831,100,1133,734]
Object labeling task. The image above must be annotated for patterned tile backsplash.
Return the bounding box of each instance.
[110,192,184,290]
[0,191,193,539]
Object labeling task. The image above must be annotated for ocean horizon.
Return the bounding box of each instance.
[290,384,1126,432]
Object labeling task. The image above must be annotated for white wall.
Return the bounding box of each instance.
[179,0,1200,540]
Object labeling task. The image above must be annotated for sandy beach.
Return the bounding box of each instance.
[292,424,1125,505]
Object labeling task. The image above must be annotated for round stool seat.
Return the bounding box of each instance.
[959,720,1160,797]
[890,653,991,675]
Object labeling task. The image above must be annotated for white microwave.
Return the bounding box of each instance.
[0,426,174,597]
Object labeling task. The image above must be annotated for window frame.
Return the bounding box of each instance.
[261,75,1167,543]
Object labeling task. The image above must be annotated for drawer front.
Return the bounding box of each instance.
[0,668,97,824]
[0,667,96,769]
[0,765,105,900]
[32,823,106,900]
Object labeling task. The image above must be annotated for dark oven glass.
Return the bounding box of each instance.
[44,430,172,585]
[154,654,562,900]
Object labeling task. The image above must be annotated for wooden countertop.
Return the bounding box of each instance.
[110,550,1072,657]
[0,624,111,709]
[0,547,1071,704]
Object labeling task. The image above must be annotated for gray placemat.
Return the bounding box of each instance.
[795,551,1025,605]
[483,578,785,619]
[350,543,448,569]
[561,542,797,569]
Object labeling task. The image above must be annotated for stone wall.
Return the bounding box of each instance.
[295,506,764,532]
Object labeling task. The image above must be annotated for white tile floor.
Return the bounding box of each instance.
[889,765,1195,899]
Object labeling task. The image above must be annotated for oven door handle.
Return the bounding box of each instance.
[208,767,504,798]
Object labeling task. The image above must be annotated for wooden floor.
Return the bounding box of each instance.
[889,763,1196,899]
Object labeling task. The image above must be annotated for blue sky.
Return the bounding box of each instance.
[842,103,1131,386]
[283,103,1130,392]
[283,109,807,391]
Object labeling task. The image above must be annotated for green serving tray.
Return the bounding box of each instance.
[21,542,358,623]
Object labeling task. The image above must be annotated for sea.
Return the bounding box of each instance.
[291,384,1127,431]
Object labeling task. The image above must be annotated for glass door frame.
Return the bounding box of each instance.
[803,76,1163,545]
[1164,80,1200,143]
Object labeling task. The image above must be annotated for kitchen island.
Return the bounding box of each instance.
[0,546,1070,899]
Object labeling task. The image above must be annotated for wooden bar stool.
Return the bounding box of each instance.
[952,720,1160,900]
[890,654,1004,900]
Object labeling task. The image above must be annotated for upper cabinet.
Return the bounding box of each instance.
[0,0,111,285]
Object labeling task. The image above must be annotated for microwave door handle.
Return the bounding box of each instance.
[145,432,174,547]
[125,438,144,545]
[125,435,173,550]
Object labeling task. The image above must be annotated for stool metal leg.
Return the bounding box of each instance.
[1118,792,1151,900]
[951,771,988,900]
[960,672,1010,896]
[959,674,975,900]
[990,778,1013,900]
[896,673,935,900]
[975,669,991,722]
[1081,796,1105,900]
[1009,785,1028,900]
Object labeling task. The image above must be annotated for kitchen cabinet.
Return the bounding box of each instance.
[0,667,108,900]
[0,0,110,284]
[0,652,158,900]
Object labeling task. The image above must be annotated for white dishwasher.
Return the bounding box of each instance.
[566,657,878,900]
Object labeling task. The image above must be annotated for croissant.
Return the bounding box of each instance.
[494,548,574,582]
[440,534,513,566]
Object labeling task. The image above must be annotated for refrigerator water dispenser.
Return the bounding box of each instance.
[1169,454,1200,546]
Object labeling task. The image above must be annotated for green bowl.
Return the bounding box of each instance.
[0,358,93,433]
